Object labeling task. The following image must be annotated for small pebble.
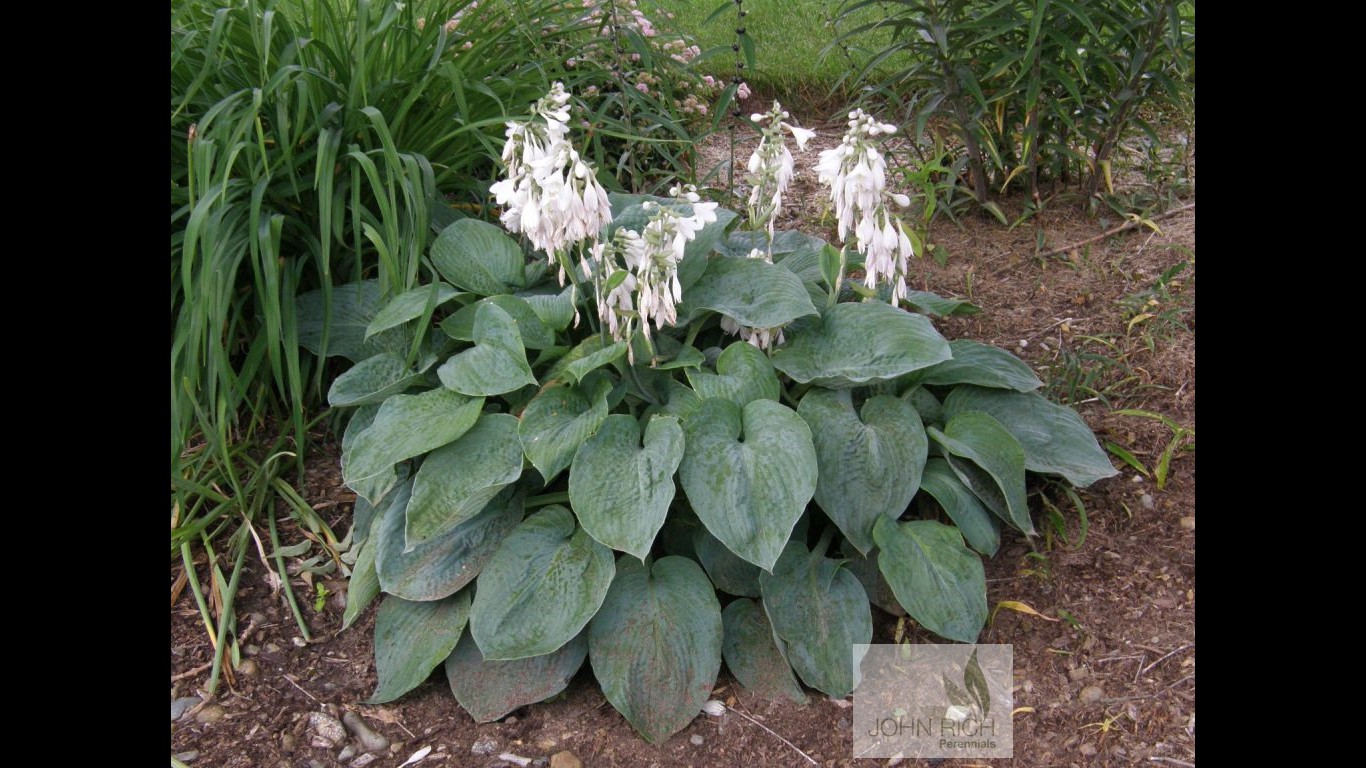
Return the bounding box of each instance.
[549,751,582,768]
[173,751,199,763]
[244,644,260,656]
[249,611,266,625]
[1131,474,1143,483]
[281,733,297,754]
[343,710,390,752]
[1067,666,1088,682]
[1079,743,1097,756]
[195,703,227,724]
[171,696,202,721]
[472,736,498,756]
[1180,516,1195,530]
[308,760,326,768]
[532,759,549,768]
[535,739,557,751]
[309,711,348,748]
[292,636,307,647]
[236,658,259,677]
[352,755,378,768]
[339,745,357,762]
[1140,493,1155,510]
[264,642,282,654]
[503,716,518,725]
[1079,685,1104,703]
[690,734,704,746]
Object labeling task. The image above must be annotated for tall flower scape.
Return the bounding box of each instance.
[494,86,919,355]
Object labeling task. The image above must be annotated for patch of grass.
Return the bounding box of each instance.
[647,0,908,109]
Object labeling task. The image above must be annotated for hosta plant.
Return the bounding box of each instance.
[318,88,1117,744]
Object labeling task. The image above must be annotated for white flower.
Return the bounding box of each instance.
[745,101,812,246]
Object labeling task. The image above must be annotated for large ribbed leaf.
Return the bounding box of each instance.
[928,413,1034,535]
[546,335,629,386]
[431,218,525,296]
[519,379,611,484]
[680,256,818,328]
[694,528,761,597]
[873,517,987,643]
[919,458,1001,556]
[915,340,1042,391]
[367,591,471,704]
[343,388,484,489]
[798,389,927,554]
[297,280,409,362]
[376,483,524,602]
[760,542,871,697]
[518,285,577,331]
[589,556,723,744]
[343,525,381,631]
[341,404,398,507]
[327,353,423,407]
[470,507,615,660]
[721,598,807,704]
[437,303,535,396]
[771,301,951,388]
[943,386,1119,487]
[366,283,464,339]
[444,629,587,723]
[679,399,817,571]
[406,414,524,549]
[440,295,555,350]
[685,342,780,408]
[841,546,905,617]
[902,289,980,317]
[569,414,684,560]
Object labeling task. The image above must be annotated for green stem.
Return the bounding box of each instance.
[813,525,836,559]
[269,505,313,642]
[205,529,249,695]
[526,491,570,508]
[180,542,218,654]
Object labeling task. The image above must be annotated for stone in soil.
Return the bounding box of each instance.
[308,711,347,748]
[549,751,582,768]
[472,736,498,755]
[195,703,226,724]
[173,751,199,762]
[352,755,378,768]
[1079,742,1098,756]
[1079,685,1105,703]
[338,745,357,762]
[343,710,390,752]
[690,734,704,746]
[171,696,201,721]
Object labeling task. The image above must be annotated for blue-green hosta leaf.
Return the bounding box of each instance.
[444,629,587,723]
[366,283,464,339]
[684,342,780,408]
[440,295,556,350]
[327,353,424,407]
[343,526,381,631]
[719,230,826,281]
[915,340,1042,391]
[759,542,872,697]
[943,386,1119,487]
[343,388,484,489]
[342,404,398,507]
[589,556,723,744]
[721,598,807,704]
[902,289,980,317]
[872,517,987,643]
[297,280,411,362]
[406,414,524,549]
[680,256,819,328]
[919,458,1001,556]
[437,303,536,396]
[679,399,817,571]
[771,301,952,388]
[376,482,524,601]
[902,385,945,427]
[470,506,615,660]
[841,546,905,617]
[654,379,703,420]
[367,591,471,704]
[694,527,761,597]
[431,218,525,296]
[546,335,628,385]
[518,380,611,484]
[928,413,1034,535]
[798,390,928,554]
[569,414,685,560]
[518,285,577,331]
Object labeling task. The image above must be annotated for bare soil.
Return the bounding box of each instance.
[171,108,1195,768]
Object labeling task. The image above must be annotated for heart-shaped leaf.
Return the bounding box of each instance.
[902,289,980,317]
[679,399,817,571]
[327,353,424,408]
[546,335,629,385]
[431,218,525,296]
[444,628,588,723]
[760,541,871,697]
[919,458,1001,556]
[902,385,944,427]
[406,413,524,549]
[722,598,807,704]
[341,404,399,508]
[569,414,685,560]
[518,285,577,331]
[440,295,556,350]
[798,390,928,554]
[771,301,951,388]
[840,546,905,617]
[437,303,536,396]
[694,528,761,597]
[518,380,611,485]
[368,591,471,704]
[366,283,464,339]
[872,516,987,643]
[943,386,1119,487]
[376,482,525,601]
[297,280,411,362]
[589,556,722,744]
[928,413,1033,535]
[343,528,381,630]
[685,342,780,408]
[343,388,484,489]
[470,506,615,660]
[914,340,1042,391]
[680,256,818,328]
